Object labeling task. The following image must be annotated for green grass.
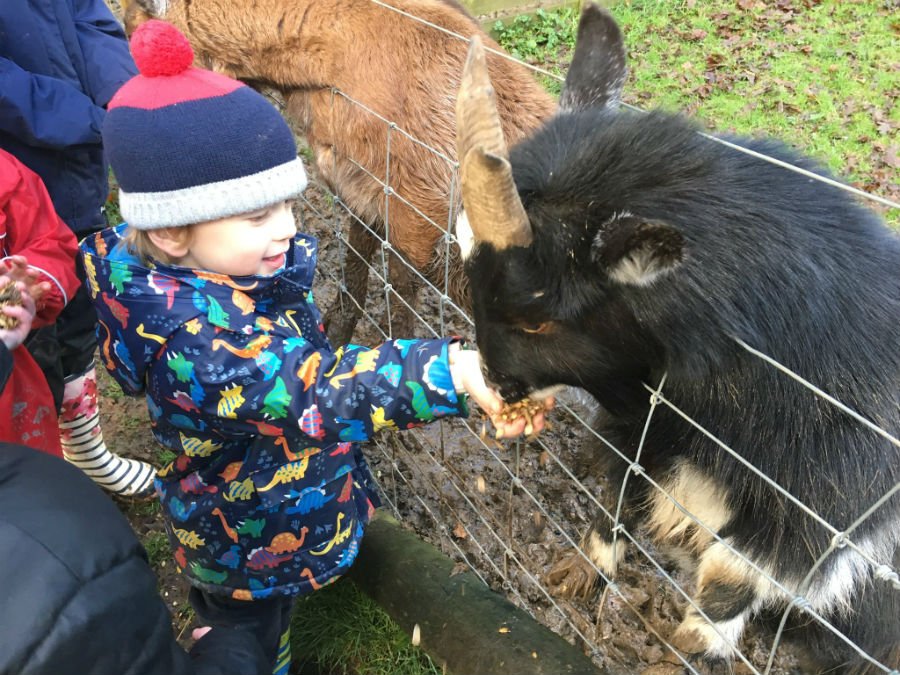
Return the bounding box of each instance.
[156,447,178,467]
[492,0,899,227]
[105,169,123,228]
[493,8,578,67]
[290,579,441,675]
[128,498,161,519]
[143,530,172,568]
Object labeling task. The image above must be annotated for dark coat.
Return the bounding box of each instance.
[0,0,137,232]
[80,225,465,599]
[0,442,269,675]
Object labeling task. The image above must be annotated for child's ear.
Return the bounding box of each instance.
[147,227,190,260]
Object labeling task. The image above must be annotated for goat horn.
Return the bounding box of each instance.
[456,36,532,249]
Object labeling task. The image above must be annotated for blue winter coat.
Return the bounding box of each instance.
[0,0,137,232]
[80,225,467,600]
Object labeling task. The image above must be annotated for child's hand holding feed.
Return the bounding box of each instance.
[0,277,36,350]
[448,341,553,438]
[0,255,52,306]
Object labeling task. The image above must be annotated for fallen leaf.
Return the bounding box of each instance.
[449,562,468,577]
[885,146,900,169]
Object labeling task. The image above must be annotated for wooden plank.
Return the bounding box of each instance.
[349,512,606,675]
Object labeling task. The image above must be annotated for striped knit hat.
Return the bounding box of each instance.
[103,20,307,229]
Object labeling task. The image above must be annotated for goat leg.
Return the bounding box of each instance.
[384,253,420,339]
[547,453,639,600]
[324,218,380,346]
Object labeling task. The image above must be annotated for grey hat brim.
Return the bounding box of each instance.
[120,157,308,229]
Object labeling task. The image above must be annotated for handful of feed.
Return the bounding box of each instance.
[492,397,546,438]
[0,282,22,330]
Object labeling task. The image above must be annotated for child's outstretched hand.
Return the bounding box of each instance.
[0,255,52,306]
[448,342,553,439]
[0,280,36,350]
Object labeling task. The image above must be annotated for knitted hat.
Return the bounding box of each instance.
[103,20,307,229]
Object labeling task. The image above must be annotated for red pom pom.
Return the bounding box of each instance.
[130,20,194,77]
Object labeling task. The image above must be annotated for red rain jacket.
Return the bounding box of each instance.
[0,148,80,455]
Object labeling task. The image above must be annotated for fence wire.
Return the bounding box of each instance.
[293,3,899,674]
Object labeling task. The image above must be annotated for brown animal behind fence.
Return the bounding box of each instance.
[122,0,555,346]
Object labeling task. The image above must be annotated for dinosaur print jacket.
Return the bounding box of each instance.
[80,224,466,600]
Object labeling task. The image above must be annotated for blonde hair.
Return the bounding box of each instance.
[122,226,194,266]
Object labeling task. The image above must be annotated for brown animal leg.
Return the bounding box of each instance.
[324,219,380,347]
[385,255,421,338]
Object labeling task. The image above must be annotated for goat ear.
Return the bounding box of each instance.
[559,3,628,113]
[591,215,684,286]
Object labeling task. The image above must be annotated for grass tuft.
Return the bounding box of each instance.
[143,530,172,568]
[290,579,441,675]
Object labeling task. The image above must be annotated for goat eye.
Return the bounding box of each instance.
[521,322,551,334]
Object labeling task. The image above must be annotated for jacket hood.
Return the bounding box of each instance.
[80,224,319,394]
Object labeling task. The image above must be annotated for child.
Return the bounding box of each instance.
[0,148,81,456]
[81,20,548,675]
[0,0,157,498]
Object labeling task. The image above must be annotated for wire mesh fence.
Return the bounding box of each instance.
[289,3,899,674]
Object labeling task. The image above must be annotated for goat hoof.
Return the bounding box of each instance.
[545,549,600,599]
[685,653,734,675]
[670,626,707,655]
[669,629,735,675]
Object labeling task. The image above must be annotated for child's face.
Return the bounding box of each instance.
[177,201,297,276]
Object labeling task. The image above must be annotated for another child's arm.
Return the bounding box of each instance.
[0,58,105,150]
[71,0,138,106]
[0,158,81,325]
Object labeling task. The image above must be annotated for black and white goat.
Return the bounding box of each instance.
[454,5,899,672]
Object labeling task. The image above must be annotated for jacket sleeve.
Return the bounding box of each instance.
[0,58,106,149]
[1,159,81,327]
[72,0,138,106]
[161,330,467,445]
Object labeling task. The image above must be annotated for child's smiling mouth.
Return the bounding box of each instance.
[262,252,286,269]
